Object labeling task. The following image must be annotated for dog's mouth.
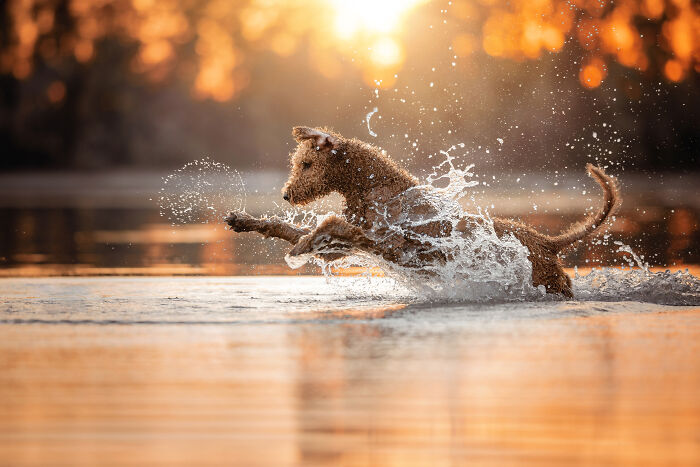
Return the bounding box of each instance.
[286,196,309,206]
[284,184,313,205]
[282,189,303,206]
[283,184,317,206]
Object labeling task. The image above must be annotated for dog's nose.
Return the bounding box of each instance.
[283,192,290,201]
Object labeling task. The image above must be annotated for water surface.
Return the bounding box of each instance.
[1,277,699,465]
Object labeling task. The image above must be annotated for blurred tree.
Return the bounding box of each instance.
[0,0,697,170]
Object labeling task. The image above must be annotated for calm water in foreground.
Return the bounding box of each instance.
[1,276,699,466]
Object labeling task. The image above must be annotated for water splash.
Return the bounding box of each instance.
[283,148,700,306]
[571,242,700,305]
[158,158,245,224]
[572,267,700,306]
[366,107,378,137]
[614,241,649,273]
[286,146,544,302]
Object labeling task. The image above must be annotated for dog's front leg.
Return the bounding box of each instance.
[288,215,374,259]
[225,211,309,245]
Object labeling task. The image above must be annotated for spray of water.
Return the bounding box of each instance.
[571,242,700,306]
[157,157,699,306]
[283,148,700,306]
[156,154,699,305]
[158,158,246,225]
[285,146,545,302]
[366,107,379,137]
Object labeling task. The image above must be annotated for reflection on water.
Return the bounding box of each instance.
[0,207,316,276]
[0,204,698,277]
[0,170,698,276]
[0,277,698,465]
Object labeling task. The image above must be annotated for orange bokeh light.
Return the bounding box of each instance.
[664,59,685,82]
[74,40,94,63]
[641,0,665,19]
[0,0,697,100]
[46,80,66,103]
[580,57,607,89]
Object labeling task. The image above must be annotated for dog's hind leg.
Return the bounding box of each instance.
[225,211,309,244]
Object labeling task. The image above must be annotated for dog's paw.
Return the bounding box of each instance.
[225,211,257,232]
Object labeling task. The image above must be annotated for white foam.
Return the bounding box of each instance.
[573,267,700,306]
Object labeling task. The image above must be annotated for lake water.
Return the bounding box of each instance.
[1,170,699,464]
[1,276,699,465]
[1,170,699,276]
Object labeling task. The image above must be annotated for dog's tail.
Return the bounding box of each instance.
[549,164,621,251]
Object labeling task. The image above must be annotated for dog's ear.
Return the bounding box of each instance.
[292,126,338,150]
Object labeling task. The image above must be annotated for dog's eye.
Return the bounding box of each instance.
[301,161,312,170]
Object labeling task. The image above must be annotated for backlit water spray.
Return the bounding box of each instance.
[158,158,246,225]
[157,153,700,305]
[283,145,700,306]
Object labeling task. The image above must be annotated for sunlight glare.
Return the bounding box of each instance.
[329,0,424,39]
[370,37,403,66]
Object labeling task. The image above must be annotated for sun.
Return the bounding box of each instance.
[329,0,426,40]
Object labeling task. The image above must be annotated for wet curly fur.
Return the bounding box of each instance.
[226,126,621,298]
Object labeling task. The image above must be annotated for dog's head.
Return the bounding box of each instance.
[282,126,341,205]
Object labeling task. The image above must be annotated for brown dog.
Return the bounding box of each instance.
[226,126,621,297]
